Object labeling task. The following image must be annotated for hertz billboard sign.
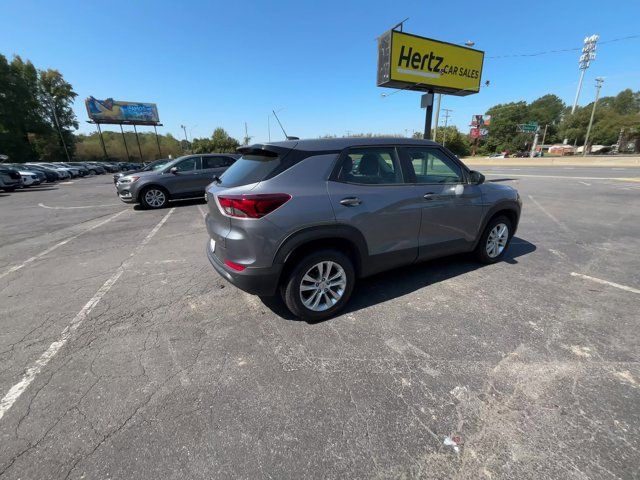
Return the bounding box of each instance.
[377,30,484,96]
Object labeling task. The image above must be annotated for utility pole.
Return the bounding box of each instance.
[572,35,599,114]
[530,130,540,157]
[615,128,625,154]
[441,108,453,147]
[583,77,604,157]
[433,93,442,142]
[243,122,251,146]
[48,95,72,162]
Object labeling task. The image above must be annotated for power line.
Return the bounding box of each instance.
[487,33,639,59]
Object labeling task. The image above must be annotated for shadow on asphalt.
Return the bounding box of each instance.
[15,186,59,192]
[133,198,206,210]
[259,237,537,324]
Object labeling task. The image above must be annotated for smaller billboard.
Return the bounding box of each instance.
[471,114,491,127]
[378,30,484,96]
[85,97,160,125]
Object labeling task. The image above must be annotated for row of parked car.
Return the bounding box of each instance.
[0,161,143,192]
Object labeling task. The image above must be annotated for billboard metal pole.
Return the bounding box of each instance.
[153,125,162,157]
[422,91,434,140]
[119,124,131,162]
[133,124,143,161]
[95,123,108,160]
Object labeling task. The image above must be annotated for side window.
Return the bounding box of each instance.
[223,156,237,167]
[406,148,462,184]
[202,156,225,169]
[174,157,199,172]
[337,147,402,185]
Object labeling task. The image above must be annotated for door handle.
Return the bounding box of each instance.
[423,192,437,200]
[340,197,362,206]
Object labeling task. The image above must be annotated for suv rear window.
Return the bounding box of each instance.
[219,153,281,187]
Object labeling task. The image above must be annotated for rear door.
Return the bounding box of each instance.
[327,146,421,273]
[399,146,484,260]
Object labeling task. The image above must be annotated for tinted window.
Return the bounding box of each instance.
[337,147,402,184]
[203,156,226,169]
[406,147,462,184]
[174,157,199,172]
[219,153,280,187]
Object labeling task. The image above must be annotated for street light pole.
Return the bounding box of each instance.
[571,35,599,114]
[48,95,71,162]
[433,93,442,142]
[583,77,604,157]
[180,124,189,151]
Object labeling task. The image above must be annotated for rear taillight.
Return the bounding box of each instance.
[217,193,291,219]
[224,260,246,271]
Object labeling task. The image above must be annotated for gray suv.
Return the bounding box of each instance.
[204,138,521,321]
[116,154,239,208]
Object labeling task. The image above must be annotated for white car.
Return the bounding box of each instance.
[17,170,41,187]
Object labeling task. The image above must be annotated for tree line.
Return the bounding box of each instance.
[0,54,78,163]
[2,52,638,162]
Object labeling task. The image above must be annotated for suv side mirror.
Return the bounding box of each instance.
[169,167,179,174]
[469,170,485,184]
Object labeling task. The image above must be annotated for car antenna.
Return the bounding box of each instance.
[272,110,297,140]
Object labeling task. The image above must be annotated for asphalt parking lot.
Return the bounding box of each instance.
[1,166,639,479]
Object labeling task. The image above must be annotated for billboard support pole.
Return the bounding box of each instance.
[421,91,434,140]
[96,123,108,160]
[153,125,162,158]
[119,124,131,162]
[133,124,143,161]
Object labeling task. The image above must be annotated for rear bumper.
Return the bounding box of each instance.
[206,242,281,297]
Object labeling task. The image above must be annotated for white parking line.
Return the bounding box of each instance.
[485,173,640,182]
[527,195,569,231]
[0,210,127,280]
[38,202,122,210]
[0,208,175,422]
[578,181,591,186]
[570,272,640,295]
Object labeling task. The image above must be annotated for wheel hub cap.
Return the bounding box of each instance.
[299,261,347,312]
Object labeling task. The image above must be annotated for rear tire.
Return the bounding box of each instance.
[475,215,512,264]
[282,249,355,321]
[139,186,169,209]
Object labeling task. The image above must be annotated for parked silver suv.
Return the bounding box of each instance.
[205,138,521,321]
[116,154,239,208]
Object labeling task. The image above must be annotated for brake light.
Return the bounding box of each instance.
[217,193,291,219]
[224,260,246,271]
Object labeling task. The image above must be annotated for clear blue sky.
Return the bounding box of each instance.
[2,0,639,142]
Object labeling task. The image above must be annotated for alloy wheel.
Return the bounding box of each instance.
[145,189,166,208]
[299,261,347,312]
[486,223,509,258]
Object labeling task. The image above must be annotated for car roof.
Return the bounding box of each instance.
[254,137,440,152]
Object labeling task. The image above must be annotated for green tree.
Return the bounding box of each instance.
[38,69,78,160]
[433,126,471,156]
[484,101,530,152]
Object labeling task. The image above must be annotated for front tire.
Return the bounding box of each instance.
[475,215,512,264]
[139,186,169,209]
[282,249,355,321]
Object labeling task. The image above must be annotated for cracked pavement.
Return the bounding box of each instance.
[0,171,638,479]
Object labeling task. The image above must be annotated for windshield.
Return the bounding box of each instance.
[145,160,170,172]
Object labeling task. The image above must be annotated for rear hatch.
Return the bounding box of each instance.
[205,143,295,249]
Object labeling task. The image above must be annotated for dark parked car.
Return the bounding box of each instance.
[204,138,522,320]
[23,164,59,182]
[116,154,239,208]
